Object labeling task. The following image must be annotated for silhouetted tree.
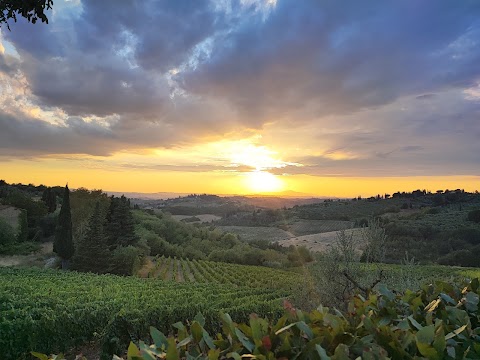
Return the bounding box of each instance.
[41,187,57,213]
[0,0,53,30]
[54,185,74,268]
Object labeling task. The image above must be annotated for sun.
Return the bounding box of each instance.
[245,171,284,194]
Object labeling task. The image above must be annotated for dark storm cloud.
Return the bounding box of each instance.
[183,0,480,119]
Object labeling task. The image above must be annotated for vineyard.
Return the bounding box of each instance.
[0,266,301,359]
[143,256,302,290]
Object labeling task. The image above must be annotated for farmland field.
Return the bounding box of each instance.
[0,263,303,359]
[288,219,354,236]
[3,260,480,359]
[278,228,364,252]
[171,214,222,223]
[144,256,302,290]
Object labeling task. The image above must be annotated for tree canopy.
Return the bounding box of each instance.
[0,0,53,29]
[54,185,74,267]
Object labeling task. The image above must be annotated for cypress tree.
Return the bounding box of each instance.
[106,195,138,249]
[54,185,74,269]
[72,202,110,273]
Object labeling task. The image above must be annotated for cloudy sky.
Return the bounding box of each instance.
[1,0,479,196]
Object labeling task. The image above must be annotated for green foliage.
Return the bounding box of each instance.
[0,241,40,255]
[0,217,16,246]
[35,278,480,360]
[3,190,47,219]
[468,209,480,223]
[110,246,143,276]
[0,0,53,30]
[134,210,311,267]
[41,187,57,213]
[17,210,29,242]
[71,202,111,274]
[54,185,74,264]
[107,196,139,248]
[70,188,110,244]
[438,247,480,268]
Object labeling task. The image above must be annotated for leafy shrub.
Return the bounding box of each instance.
[467,209,480,223]
[0,218,16,246]
[110,246,143,276]
[438,249,478,267]
[427,207,441,214]
[0,241,40,255]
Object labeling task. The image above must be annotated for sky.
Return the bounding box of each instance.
[0,0,479,197]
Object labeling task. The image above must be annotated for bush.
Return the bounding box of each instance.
[0,218,16,246]
[452,228,480,245]
[438,249,477,267]
[467,209,480,223]
[110,246,143,276]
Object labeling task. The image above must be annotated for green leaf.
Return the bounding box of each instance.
[250,314,268,341]
[166,338,180,360]
[408,315,423,331]
[465,292,479,312]
[227,352,242,360]
[150,326,169,350]
[127,342,141,358]
[194,313,206,327]
[203,329,216,350]
[432,323,445,354]
[316,344,331,360]
[332,344,349,360]
[235,328,254,352]
[417,325,435,344]
[377,284,394,301]
[177,335,192,348]
[191,322,203,342]
[439,293,455,305]
[416,325,441,359]
[30,353,49,360]
[139,342,157,360]
[296,321,314,340]
[470,278,479,292]
[221,313,235,335]
[207,348,220,360]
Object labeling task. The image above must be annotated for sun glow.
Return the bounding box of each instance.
[245,170,284,193]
